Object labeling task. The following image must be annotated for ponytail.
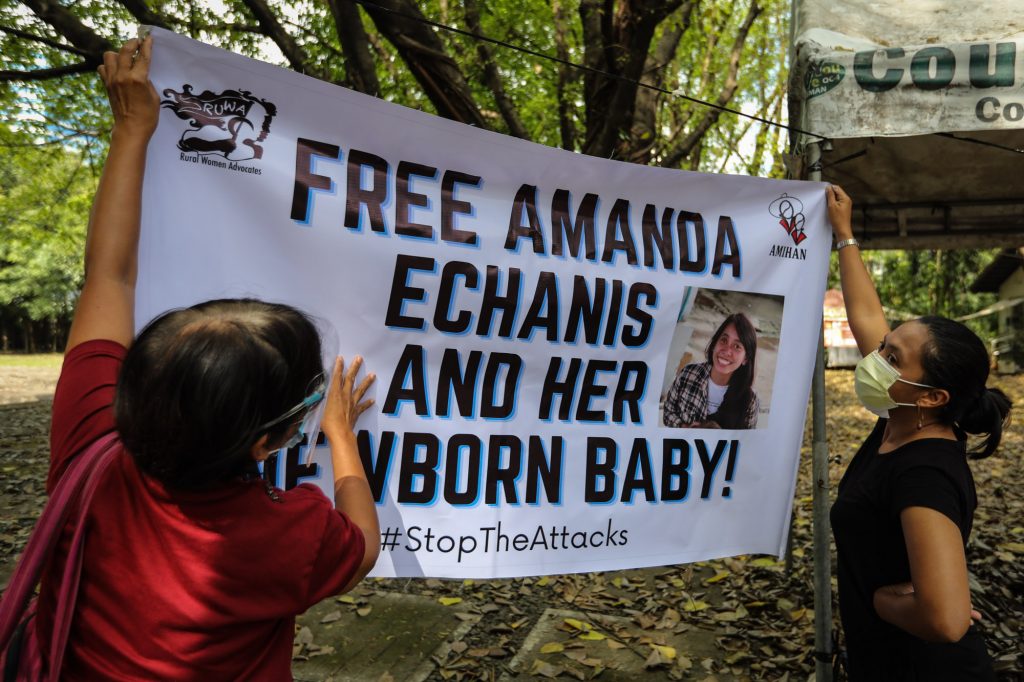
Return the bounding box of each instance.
[957,387,1013,460]
[917,316,1014,459]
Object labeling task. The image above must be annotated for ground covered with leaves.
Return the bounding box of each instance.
[1,360,1021,681]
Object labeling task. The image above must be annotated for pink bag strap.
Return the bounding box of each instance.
[0,432,120,675]
[45,439,120,681]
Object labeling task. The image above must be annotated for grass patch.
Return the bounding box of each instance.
[0,353,64,368]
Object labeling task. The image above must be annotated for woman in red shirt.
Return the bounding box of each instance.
[37,37,380,680]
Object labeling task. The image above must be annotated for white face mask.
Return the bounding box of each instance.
[853,350,935,419]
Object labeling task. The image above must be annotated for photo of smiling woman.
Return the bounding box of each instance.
[660,288,783,430]
[664,313,760,429]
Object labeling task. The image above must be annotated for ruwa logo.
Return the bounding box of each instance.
[767,193,808,261]
[160,85,277,162]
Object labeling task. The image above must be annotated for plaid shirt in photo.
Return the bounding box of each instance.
[662,361,759,429]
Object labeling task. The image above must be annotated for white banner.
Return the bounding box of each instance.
[138,28,830,578]
[796,36,1024,138]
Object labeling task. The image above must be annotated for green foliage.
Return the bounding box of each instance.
[662,0,791,176]
[827,249,1000,340]
[0,0,795,348]
[3,0,993,353]
[2,0,792,170]
[0,124,96,325]
[0,1,118,157]
[434,0,567,147]
[421,0,792,174]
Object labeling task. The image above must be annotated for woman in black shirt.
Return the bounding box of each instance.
[827,185,1011,681]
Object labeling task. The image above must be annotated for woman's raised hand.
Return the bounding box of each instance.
[97,37,159,140]
[322,356,376,439]
[827,184,854,240]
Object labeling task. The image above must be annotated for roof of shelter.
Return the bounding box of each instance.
[789,0,1024,250]
[970,248,1024,292]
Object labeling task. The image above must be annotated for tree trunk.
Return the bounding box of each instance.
[626,3,695,164]
[240,0,322,78]
[552,0,577,151]
[24,319,35,354]
[578,0,684,159]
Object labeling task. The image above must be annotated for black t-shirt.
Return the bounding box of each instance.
[830,419,994,681]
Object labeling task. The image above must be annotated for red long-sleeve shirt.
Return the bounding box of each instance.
[37,339,364,681]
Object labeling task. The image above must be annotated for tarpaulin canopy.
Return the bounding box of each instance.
[789,0,1024,249]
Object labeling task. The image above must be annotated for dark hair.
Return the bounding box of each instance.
[704,312,758,429]
[114,299,323,489]
[916,316,1012,459]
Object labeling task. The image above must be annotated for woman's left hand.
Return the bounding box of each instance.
[98,36,160,140]
[321,356,375,440]
[827,185,854,240]
[875,581,980,632]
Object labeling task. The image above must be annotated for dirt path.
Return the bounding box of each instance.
[2,360,1021,680]
[0,357,61,405]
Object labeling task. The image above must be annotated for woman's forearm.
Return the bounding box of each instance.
[837,243,888,355]
[319,355,380,579]
[874,585,970,643]
[67,38,158,351]
[326,428,380,572]
[84,130,149,286]
[827,186,889,355]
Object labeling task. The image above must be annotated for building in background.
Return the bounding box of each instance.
[968,248,1024,374]
[823,289,860,368]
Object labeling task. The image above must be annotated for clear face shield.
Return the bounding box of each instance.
[298,319,339,463]
[255,318,339,463]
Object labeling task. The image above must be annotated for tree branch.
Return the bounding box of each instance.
[745,79,784,175]
[661,0,762,169]
[238,0,319,77]
[552,0,577,150]
[360,0,486,128]
[281,18,345,61]
[0,24,90,57]
[116,0,171,30]
[462,0,528,139]
[715,116,755,173]
[198,22,263,34]
[578,0,605,107]
[328,0,380,96]
[0,61,95,82]
[19,0,111,61]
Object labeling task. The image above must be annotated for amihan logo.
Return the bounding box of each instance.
[160,85,277,173]
[768,193,808,261]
